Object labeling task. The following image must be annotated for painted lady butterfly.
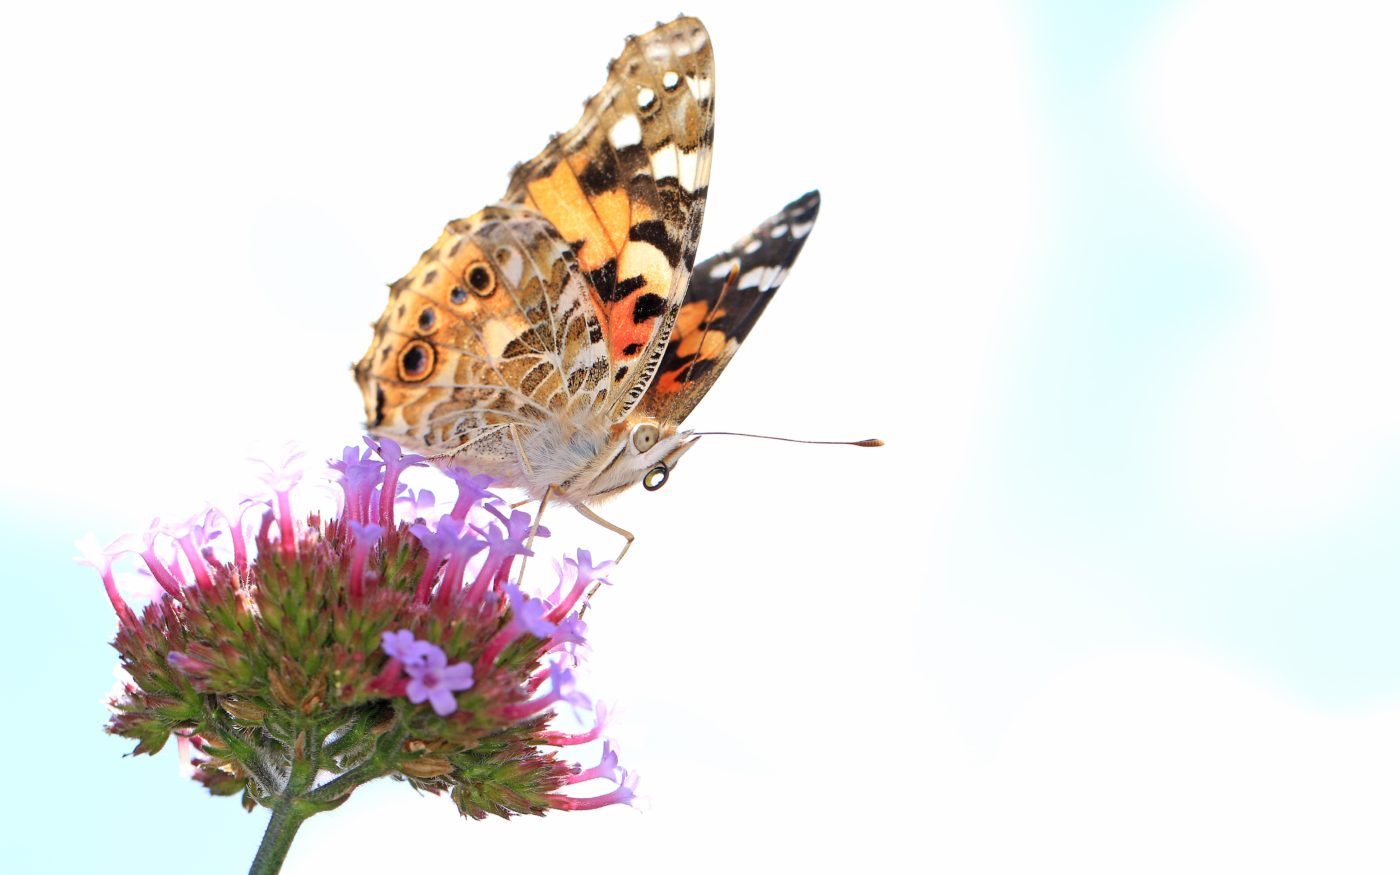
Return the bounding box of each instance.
[355,17,858,551]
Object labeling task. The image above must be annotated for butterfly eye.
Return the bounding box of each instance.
[642,463,669,492]
[630,422,659,453]
[398,340,435,382]
[465,261,496,297]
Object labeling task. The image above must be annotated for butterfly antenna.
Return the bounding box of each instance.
[691,432,884,447]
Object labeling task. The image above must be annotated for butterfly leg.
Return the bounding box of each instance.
[525,484,554,556]
[508,424,555,586]
[575,504,635,564]
[574,505,633,618]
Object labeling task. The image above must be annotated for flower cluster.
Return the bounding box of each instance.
[83,438,636,833]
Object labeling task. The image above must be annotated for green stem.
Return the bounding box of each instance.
[248,795,310,875]
[303,721,409,805]
[246,721,326,875]
[243,716,405,871]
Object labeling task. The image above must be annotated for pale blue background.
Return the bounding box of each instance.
[4,1,1398,872]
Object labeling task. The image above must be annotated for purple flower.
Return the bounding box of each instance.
[75,534,137,624]
[404,644,475,716]
[502,659,591,722]
[163,512,221,592]
[548,769,641,811]
[381,629,433,672]
[444,469,496,521]
[410,517,488,604]
[115,519,184,600]
[542,701,609,747]
[335,459,383,525]
[504,508,550,543]
[547,549,615,621]
[478,584,559,668]
[396,487,437,522]
[549,615,590,654]
[346,521,387,600]
[255,446,306,558]
[465,512,537,604]
[364,436,424,529]
[506,584,557,637]
[564,739,621,785]
[255,445,306,493]
[547,660,592,712]
[348,521,386,543]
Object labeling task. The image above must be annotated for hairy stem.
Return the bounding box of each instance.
[247,795,310,875]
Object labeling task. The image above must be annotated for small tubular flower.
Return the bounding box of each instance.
[563,740,621,785]
[547,549,614,622]
[364,436,424,529]
[444,469,496,521]
[546,769,641,811]
[75,534,137,625]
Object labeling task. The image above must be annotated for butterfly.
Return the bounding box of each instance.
[354,17,850,552]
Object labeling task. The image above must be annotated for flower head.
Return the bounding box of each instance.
[85,440,637,831]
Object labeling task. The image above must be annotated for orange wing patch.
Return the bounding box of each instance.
[504,16,714,417]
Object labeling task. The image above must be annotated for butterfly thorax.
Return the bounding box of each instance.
[511,413,697,505]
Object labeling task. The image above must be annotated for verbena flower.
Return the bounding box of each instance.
[83,440,635,874]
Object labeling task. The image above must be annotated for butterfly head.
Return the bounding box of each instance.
[568,417,699,503]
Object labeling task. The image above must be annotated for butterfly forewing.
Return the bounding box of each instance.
[503,16,715,421]
[639,190,821,423]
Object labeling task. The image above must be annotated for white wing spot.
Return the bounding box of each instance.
[739,265,785,293]
[649,143,679,182]
[676,148,700,192]
[791,220,815,239]
[637,87,656,110]
[681,28,709,52]
[662,70,680,90]
[609,115,642,149]
[770,224,789,238]
[709,258,738,280]
[496,247,524,287]
[685,75,712,102]
[743,239,763,255]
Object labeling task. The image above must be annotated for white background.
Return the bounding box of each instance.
[3,1,1400,872]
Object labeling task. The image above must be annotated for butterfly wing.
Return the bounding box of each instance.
[355,206,612,485]
[639,190,821,423]
[503,16,714,421]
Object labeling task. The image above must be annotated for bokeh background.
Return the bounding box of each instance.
[4,1,1399,871]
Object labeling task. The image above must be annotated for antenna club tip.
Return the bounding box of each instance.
[856,438,885,448]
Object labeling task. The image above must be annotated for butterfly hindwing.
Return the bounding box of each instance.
[354,206,612,482]
[503,16,714,421]
[640,190,821,423]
